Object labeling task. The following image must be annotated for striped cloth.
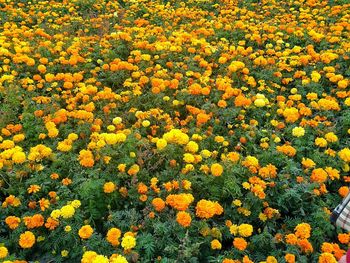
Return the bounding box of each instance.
[331,192,350,232]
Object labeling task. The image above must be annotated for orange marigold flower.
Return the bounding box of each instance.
[285,253,295,263]
[23,214,44,229]
[285,234,298,245]
[196,113,210,125]
[19,231,36,249]
[137,183,148,194]
[318,252,337,263]
[79,225,94,239]
[5,216,21,230]
[233,237,247,251]
[106,227,122,246]
[195,199,223,219]
[297,239,313,253]
[127,164,140,176]
[166,193,194,211]
[45,217,59,230]
[176,211,192,227]
[27,185,41,194]
[4,195,21,207]
[295,223,311,239]
[276,144,296,157]
[310,168,328,183]
[61,178,72,186]
[78,150,95,167]
[39,198,50,211]
[51,173,59,180]
[152,198,166,212]
[321,242,334,253]
[104,182,116,193]
[339,186,349,198]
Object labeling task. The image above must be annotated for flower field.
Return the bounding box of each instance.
[1,0,350,262]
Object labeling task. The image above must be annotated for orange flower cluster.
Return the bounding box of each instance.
[195,200,223,219]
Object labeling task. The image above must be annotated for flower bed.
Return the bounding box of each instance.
[1,0,350,262]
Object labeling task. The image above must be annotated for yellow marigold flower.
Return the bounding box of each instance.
[163,129,189,145]
[238,224,253,237]
[311,71,321,82]
[254,98,266,107]
[113,117,122,125]
[185,141,199,153]
[324,132,338,143]
[111,255,128,263]
[266,256,278,263]
[51,209,61,220]
[82,251,98,263]
[71,200,81,208]
[211,239,222,250]
[292,127,305,137]
[232,199,242,206]
[200,149,211,158]
[61,250,69,257]
[67,133,78,141]
[301,158,316,169]
[92,255,109,263]
[338,79,348,89]
[325,167,340,180]
[306,92,318,100]
[242,182,251,189]
[19,231,36,248]
[60,205,75,219]
[274,136,281,143]
[0,246,8,258]
[345,98,350,107]
[230,224,238,235]
[182,179,192,190]
[210,163,223,176]
[0,140,14,150]
[339,148,350,162]
[13,134,25,143]
[78,225,93,239]
[121,235,136,250]
[183,153,195,163]
[156,138,167,150]
[12,151,26,164]
[259,213,267,221]
[315,137,327,147]
[142,120,150,127]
